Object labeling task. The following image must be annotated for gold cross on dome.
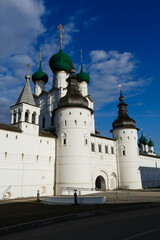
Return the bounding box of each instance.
[80,49,83,64]
[58,24,64,50]
[40,47,42,61]
[27,64,30,74]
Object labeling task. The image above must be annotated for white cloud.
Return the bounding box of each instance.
[0,0,46,60]
[88,50,151,109]
[90,50,108,62]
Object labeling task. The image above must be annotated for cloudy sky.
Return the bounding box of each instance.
[0,0,160,154]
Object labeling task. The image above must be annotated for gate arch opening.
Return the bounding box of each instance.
[95,176,106,190]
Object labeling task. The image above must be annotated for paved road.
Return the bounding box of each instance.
[1,206,160,240]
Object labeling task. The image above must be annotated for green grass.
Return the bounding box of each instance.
[0,201,153,228]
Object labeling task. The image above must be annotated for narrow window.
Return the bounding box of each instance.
[13,110,16,124]
[105,145,108,153]
[111,146,114,154]
[85,139,88,145]
[75,120,77,126]
[123,150,125,156]
[32,112,36,124]
[91,143,95,152]
[51,112,54,126]
[65,120,67,126]
[42,116,45,128]
[98,144,102,153]
[18,109,21,122]
[25,111,29,122]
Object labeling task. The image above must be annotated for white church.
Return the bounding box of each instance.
[0,26,160,200]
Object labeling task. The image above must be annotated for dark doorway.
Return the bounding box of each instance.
[95,176,106,190]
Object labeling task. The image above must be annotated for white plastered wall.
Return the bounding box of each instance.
[0,129,56,200]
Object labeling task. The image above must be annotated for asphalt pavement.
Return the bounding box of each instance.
[1,204,160,240]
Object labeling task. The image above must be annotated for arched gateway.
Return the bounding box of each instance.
[95,176,106,190]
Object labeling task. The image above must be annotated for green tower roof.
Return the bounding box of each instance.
[32,61,48,84]
[139,132,145,144]
[148,138,154,147]
[76,64,90,84]
[143,136,148,145]
[49,50,72,73]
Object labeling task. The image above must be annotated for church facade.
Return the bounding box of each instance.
[0,34,160,199]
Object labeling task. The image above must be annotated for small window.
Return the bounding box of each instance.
[127,136,130,140]
[84,121,86,126]
[75,120,77,126]
[5,152,7,160]
[123,150,125,156]
[85,139,88,145]
[36,155,39,162]
[6,134,8,138]
[63,138,66,145]
[80,112,82,115]
[91,143,95,152]
[111,146,114,154]
[98,144,102,153]
[123,131,125,134]
[65,120,67,126]
[15,135,18,139]
[120,137,122,141]
[69,112,71,115]
[105,145,108,153]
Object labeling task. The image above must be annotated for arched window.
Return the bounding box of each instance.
[120,146,126,156]
[91,143,95,152]
[98,144,102,152]
[42,116,45,128]
[25,110,29,122]
[32,112,36,124]
[18,109,21,122]
[13,110,16,124]
[111,146,114,154]
[61,132,67,146]
[105,145,108,153]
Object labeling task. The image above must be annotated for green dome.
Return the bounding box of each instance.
[32,62,48,84]
[49,49,72,73]
[76,64,90,84]
[148,138,154,147]
[143,136,148,145]
[139,133,145,144]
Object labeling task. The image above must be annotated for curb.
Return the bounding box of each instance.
[1,202,160,236]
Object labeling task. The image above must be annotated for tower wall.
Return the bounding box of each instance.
[34,81,45,96]
[53,71,68,99]
[54,107,92,195]
[113,127,142,189]
[78,82,88,96]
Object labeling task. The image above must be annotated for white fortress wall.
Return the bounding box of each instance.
[0,128,56,200]
[139,154,160,188]
[90,135,118,190]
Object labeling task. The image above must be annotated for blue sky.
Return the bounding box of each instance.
[0,0,160,154]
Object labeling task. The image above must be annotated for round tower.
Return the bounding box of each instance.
[111,87,142,189]
[32,48,48,96]
[54,65,93,195]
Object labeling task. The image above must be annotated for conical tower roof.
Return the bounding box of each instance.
[58,63,88,109]
[16,74,35,106]
[112,87,136,129]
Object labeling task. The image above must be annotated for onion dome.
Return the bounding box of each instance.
[143,136,148,145]
[32,61,48,84]
[76,49,90,84]
[148,138,154,147]
[58,63,88,109]
[139,132,145,144]
[76,64,90,84]
[112,87,136,130]
[49,49,72,73]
